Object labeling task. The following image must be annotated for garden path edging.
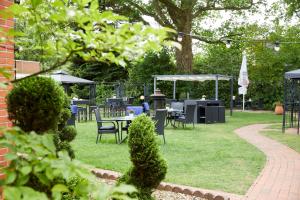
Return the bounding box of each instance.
[91,168,243,200]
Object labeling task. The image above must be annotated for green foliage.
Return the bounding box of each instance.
[2,0,174,76]
[69,59,129,83]
[0,127,136,200]
[54,128,77,159]
[128,49,176,97]
[58,94,72,130]
[58,141,75,160]
[59,126,77,142]
[7,76,77,158]
[119,115,167,200]
[96,83,115,104]
[7,77,65,133]
[194,24,300,109]
[284,0,300,17]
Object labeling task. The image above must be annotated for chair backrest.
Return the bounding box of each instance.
[171,102,184,111]
[185,104,196,123]
[94,108,102,127]
[153,109,167,135]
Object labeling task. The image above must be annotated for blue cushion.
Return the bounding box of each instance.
[70,105,78,114]
[126,106,143,115]
[142,102,150,111]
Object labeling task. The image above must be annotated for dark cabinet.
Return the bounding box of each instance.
[198,106,225,124]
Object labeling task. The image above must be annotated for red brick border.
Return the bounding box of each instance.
[0,1,14,199]
[91,169,243,200]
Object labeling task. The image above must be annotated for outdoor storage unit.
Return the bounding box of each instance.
[185,100,225,123]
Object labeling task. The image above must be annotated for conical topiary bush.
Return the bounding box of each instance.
[118,114,167,200]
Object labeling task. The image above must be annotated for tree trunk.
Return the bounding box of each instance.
[175,15,193,72]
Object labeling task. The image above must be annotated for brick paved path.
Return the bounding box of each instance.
[235,124,300,200]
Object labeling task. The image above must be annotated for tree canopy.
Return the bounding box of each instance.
[0,0,175,82]
[108,0,259,72]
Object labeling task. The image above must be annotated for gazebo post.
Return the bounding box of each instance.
[173,80,176,100]
[291,80,295,127]
[230,76,233,116]
[89,84,96,105]
[282,78,287,133]
[215,75,219,100]
[153,76,157,94]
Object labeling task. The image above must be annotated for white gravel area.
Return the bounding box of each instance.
[99,178,206,200]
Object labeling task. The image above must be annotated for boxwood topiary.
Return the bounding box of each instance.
[58,141,75,159]
[7,76,77,159]
[118,114,167,200]
[59,126,77,142]
[7,76,65,133]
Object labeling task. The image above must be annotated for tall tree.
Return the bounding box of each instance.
[110,0,258,72]
[1,0,173,82]
[284,0,300,17]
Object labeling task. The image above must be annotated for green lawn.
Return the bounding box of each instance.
[261,128,300,153]
[71,111,281,194]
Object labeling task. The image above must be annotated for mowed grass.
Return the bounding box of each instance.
[71,111,281,194]
[261,128,300,153]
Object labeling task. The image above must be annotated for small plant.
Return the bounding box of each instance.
[7,76,65,133]
[118,114,167,200]
[274,101,283,106]
[0,127,136,200]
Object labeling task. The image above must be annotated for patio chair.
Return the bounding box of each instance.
[171,102,184,111]
[94,108,119,144]
[174,104,196,128]
[153,109,167,144]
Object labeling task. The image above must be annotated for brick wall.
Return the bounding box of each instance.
[16,60,40,74]
[0,0,14,198]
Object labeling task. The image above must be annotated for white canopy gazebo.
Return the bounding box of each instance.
[153,74,234,115]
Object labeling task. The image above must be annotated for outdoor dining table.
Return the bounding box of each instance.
[165,108,183,128]
[113,115,136,144]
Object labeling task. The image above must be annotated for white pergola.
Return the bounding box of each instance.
[153,74,234,115]
[153,74,232,99]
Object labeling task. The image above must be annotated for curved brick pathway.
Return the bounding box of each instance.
[235,124,300,200]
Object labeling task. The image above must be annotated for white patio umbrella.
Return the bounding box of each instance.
[238,51,249,111]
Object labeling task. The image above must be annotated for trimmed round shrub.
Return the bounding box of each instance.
[58,141,75,159]
[58,95,71,130]
[7,76,65,133]
[59,126,77,142]
[118,114,167,200]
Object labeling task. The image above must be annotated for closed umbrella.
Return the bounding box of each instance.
[238,51,249,111]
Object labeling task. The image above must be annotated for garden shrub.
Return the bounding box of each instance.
[118,114,167,200]
[58,95,72,130]
[7,76,77,159]
[57,141,75,159]
[59,126,77,142]
[0,128,136,200]
[7,76,65,133]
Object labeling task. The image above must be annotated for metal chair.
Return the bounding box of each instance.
[171,102,184,111]
[174,104,196,128]
[153,109,167,144]
[94,108,119,144]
